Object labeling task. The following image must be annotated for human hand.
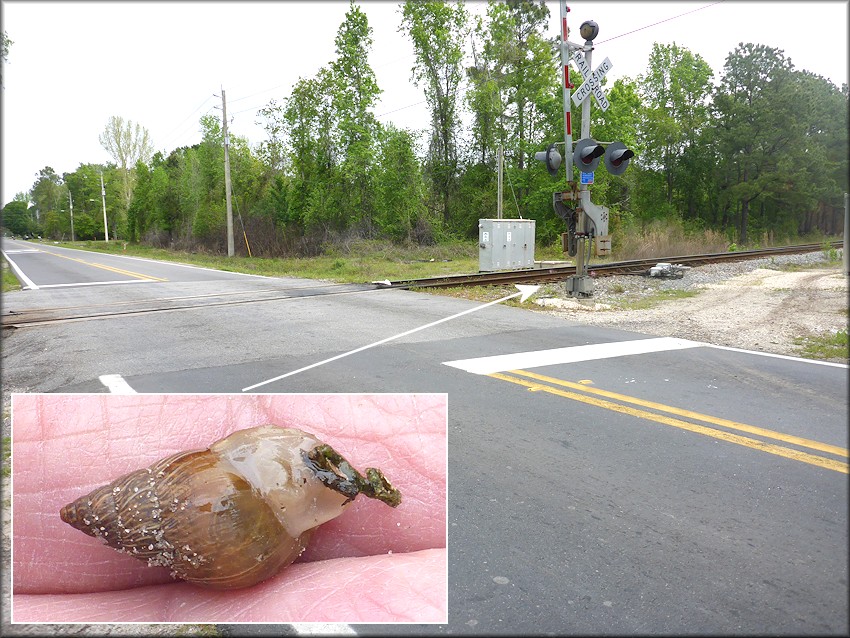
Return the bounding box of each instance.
[11,393,447,623]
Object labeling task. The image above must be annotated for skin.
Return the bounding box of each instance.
[10,393,447,623]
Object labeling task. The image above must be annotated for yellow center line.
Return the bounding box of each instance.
[511,369,848,458]
[489,372,848,474]
[44,251,168,282]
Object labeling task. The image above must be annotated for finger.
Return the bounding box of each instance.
[12,548,447,623]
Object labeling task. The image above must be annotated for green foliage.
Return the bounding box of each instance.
[2,257,22,292]
[793,329,848,361]
[401,0,468,224]
[21,11,845,259]
[374,125,430,242]
[1,199,31,236]
[821,242,840,262]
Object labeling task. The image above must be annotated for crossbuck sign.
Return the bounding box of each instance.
[571,52,612,112]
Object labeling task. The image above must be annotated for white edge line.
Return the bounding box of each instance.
[1,249,39,289]
[706,344,848,368]
[99,374,138,394]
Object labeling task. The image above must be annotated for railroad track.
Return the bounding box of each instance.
[380,242,844,289]
[2,242,841,329]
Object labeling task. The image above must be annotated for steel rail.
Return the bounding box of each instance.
[381,242,843,289]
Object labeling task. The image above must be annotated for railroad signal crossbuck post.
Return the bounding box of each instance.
[533,1,636,298]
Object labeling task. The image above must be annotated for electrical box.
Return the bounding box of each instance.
[478,219,536,271]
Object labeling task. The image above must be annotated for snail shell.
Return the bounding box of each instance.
[59,425,401,590]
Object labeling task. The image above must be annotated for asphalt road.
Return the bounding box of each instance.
[3,239,847,635]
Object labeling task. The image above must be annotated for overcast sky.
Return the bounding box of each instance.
[2,0,847,205]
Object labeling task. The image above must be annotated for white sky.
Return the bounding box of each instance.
[1,0,848,205]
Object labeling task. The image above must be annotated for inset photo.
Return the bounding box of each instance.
[10,393,447,624]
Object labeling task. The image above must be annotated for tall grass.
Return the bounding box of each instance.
[611,219,729,260]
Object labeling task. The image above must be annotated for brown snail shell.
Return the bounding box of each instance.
[59,425,401,590]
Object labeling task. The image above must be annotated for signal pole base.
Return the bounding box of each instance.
[566,275,594,297]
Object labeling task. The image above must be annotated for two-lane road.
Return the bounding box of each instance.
[2,238,268,289]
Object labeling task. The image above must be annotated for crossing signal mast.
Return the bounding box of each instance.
[535,1,634,297]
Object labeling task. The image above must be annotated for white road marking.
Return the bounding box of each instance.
[443,336,848,374]
[442,337,703,374]
[242,285,540,391]
[290,623,357,635]
[707,344,848,368]
[99,374,137,394]
[1,250,39,289]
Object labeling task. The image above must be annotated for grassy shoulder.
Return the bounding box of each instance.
[2,257,21,292]
[793,329,849,361]
[46,238,497,283]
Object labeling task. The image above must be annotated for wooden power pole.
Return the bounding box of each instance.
[221,88,235,257]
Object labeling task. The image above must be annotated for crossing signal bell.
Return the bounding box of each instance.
[534,143,562,178]
[573,138,605,173]
[603,141,634,176]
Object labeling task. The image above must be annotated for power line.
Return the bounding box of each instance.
[161,96,217,150]
[596,1,726,44]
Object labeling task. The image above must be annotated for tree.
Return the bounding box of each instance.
[99,116,155,218]
[29,167,63,226]
[279,68,340,235]
[468,0,556,223]
[712,43,798,244]
[331,0,382,236]
[374,125,429,242]
[400,0,469,225]
[2,30,12,87]
[637,43,714,216]
[1,200,30,236]
[61,163,122,241]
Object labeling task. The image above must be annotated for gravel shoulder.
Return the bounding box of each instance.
[532,252,849,363]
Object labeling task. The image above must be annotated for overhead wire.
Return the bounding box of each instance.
[596,1,726,44]
[160,95,218,151]
[161,2,723,159]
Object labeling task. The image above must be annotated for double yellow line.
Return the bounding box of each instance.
[47,251,167,282]
[490,370,848,474]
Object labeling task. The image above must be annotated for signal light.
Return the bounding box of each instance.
[573,138,605,172]
[603,141,634,176]
[534,143,562,178]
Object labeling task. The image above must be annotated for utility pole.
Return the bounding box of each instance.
[68,190,75,242]
[221,88,235,257]
[497,145,503,219]
[100,170,109,242]
[841,193,850,277]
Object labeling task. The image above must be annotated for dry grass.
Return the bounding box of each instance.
[612,222,729,260]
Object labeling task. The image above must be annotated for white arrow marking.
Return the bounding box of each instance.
[99,374,137,394]
[515,284,539,303]
[241,284,541,391]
